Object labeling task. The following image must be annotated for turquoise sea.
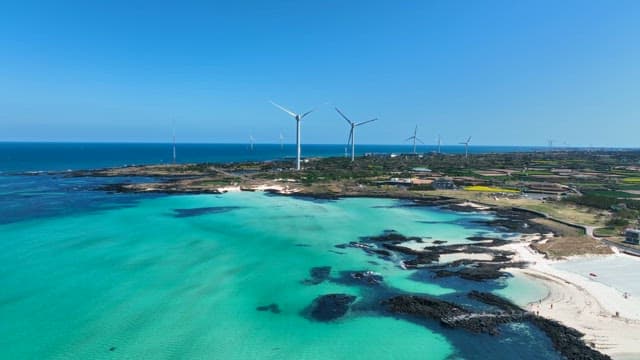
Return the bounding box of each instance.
[0,175,558,359]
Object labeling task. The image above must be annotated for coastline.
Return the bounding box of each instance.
[503,242,640,359]
[22,160,640,359]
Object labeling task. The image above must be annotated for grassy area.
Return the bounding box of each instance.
[531,236,613,259]
[525,170,553,175]
[463,185,519,193]
[584,190,639,198]
[530,218,584,237]
[622,177,640,184]
[431,190,607,226]
[593,227,620,237]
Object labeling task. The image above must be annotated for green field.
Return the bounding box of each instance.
[464,185,519,193]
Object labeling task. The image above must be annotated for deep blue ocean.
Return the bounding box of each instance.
[0,142,548,173]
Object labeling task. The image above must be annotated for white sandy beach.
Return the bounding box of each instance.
[503,241,640,359]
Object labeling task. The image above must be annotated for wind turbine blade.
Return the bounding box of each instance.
[347,128,353,146]
[355,118,378,127]
[301,109,315,119]
[270,101,297,118]
[335,107,352,124]
[415,137,425,144]
[467,136,472,143]
[405,136,415,142]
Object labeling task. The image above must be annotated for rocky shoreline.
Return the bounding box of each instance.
[297,263,610,360]
[55,167,615,359]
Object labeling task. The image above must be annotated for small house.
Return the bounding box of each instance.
[624,229,640,245]
[432,177,456,190]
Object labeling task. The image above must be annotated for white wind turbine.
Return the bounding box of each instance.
[249,134,255,152]
[335,107,377,162]
[270,101,315,170]
[405,125,424,154]
[459,136,472,159]
[172,119,177,164]
[437,134,442,154]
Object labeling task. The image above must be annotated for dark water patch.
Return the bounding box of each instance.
[328,250,346,255]
[362,229,423,243]
[409,270,506,298]
[0,175,161,225]
[172,206,244,218]
[419,219,468,225]
[294,243,311,247]
[302,266,331,285]
[256,303,281,314]
[371,249,392,257]
[307,294,357,321]
[268,193,338,203]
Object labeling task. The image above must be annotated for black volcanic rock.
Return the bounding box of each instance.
[433,262,527,282]
[383,295,514,335]
[310,294,357,321]
[468,292,611,360]
[529,317,611,360]
[468,291,522,312]
[365,230,422,243]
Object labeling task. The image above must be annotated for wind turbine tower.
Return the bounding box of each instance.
[437,134,442,154]
[270,101,315,170]
[279,132,284,151]
[172,120,176,164]
[335,107,378,162]
[249,135,255,152]
[405,125,424,154]
[459,136,472,159]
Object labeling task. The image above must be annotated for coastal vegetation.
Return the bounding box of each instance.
[463,185,519,193]
[69,149,640,250]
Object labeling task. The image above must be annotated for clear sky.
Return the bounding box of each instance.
[0,0,638,146]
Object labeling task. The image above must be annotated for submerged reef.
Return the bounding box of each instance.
[308,294,357,321]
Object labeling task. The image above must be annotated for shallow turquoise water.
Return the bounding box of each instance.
[494,273,550,307]
[0,192,559,359]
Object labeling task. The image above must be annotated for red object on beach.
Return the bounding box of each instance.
[589,272,597,277]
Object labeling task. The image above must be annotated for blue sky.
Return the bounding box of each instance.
[0,0,638,146]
